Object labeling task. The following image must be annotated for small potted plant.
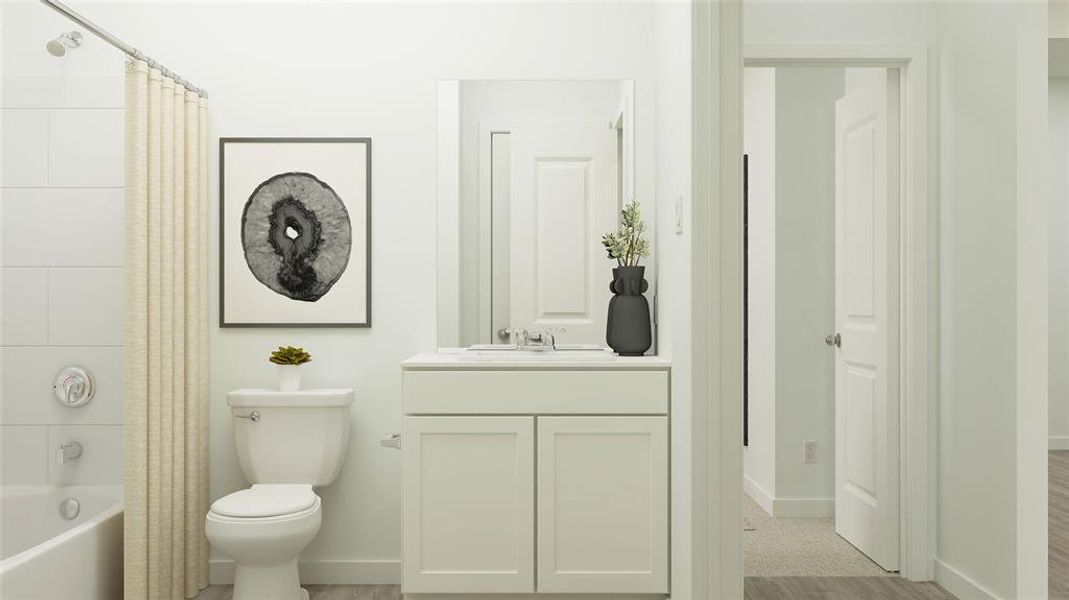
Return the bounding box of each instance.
[601,200,652,356]
[270,345,312,392]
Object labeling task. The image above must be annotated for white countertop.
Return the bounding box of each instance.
[402,348,671,370]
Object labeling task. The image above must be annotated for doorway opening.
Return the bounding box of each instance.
[742,64,908,581]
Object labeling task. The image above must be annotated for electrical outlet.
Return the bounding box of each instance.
[803,441,817,464]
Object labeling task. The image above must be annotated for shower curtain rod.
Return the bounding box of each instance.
[39,0,207,98]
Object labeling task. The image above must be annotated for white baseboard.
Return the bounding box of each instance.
[743,476,833,518]
[209,559,401,585]
[1050,436,1069,450]
[744,475,775,515]
[771,496,834,518]
[934,559,1002,600]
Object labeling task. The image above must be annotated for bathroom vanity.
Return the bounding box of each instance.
[400,349,670,598]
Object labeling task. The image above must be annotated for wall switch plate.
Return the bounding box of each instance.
[803,441,817,464]
[674,196,684,234]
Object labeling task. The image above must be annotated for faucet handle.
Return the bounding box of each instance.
[533,327,566,350]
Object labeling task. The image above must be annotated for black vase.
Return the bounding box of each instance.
[606,266,652,356]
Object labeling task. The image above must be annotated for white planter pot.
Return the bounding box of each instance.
[277,365,302,392]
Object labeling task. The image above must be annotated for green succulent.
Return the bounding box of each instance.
[601,199,650,267]
[269,345,312,366]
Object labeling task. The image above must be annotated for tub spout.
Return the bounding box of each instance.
[56,441,83,464]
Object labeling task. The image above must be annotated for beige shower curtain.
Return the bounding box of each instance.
[123,59,209,600]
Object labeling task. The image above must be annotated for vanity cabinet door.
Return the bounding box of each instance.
[402,416,535,593]
[536,416,669,594]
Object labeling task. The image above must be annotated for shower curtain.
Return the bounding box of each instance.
[123,59,209,600]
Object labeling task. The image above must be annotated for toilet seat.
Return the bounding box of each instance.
[210,484,318,519]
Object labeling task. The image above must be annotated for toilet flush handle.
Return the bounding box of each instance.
[234,411,260,422]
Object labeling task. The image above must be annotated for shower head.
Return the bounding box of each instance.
[46,31,82,57]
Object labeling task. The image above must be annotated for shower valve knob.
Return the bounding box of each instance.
[53,366,95,408]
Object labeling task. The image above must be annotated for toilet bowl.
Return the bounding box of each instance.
[206,485,321,600]
[206,389,353,600]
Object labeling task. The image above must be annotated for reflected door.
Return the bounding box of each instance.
[508,121,615,345]
[833,71,900,571]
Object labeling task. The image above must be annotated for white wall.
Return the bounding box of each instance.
[1,0,683,585]
[744,66,848,516]
[1051,77,1069,448]
[1054,0,1069,39]
[0,4,124,487]
[772,67,841,508]
[456,80,623,347]
[937,3,1048,597]
[747,2,1049,596]
[652,1,693,596]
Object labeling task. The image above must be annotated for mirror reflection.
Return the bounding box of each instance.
[438,80,644,348]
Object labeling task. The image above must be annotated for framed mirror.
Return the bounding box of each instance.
[436,80,654,349]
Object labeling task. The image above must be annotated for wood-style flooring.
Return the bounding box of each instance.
[1052,450,1069,598]
[194,585,400,600]
[196,578,953,600]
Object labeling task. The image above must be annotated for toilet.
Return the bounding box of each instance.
[206,388,354,600]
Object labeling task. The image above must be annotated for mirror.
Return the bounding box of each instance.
[437,80,651,348]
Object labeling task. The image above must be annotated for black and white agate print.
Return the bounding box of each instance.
[240,172,352,302]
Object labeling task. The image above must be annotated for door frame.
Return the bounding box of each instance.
[738,44,933,581]
[691,30,933,594]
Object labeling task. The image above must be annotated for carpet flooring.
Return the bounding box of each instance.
[743,495,892,577]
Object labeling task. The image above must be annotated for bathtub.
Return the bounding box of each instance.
[0,485,123,600]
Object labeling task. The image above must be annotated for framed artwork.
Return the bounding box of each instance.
[220,137,371,327]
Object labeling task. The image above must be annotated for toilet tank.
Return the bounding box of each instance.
[226,388,354,487]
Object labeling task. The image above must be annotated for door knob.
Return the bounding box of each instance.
[825,333,841,348]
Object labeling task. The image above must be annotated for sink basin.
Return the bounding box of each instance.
[467,343,608,352]
[460,345,617,361]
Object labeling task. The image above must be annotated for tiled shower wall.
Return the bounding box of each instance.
[0,12,124,485]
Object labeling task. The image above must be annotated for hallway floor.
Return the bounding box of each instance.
[743,495,890,577]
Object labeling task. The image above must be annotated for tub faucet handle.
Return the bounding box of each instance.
[56,441,83,464]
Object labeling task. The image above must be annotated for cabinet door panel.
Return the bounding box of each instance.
[403,416,535,593]
[536,416,668,593]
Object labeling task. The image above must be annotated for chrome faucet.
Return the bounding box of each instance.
[505,327,567,351]
[56,441,83,465]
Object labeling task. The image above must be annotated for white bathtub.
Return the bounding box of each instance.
[0,485,123,600]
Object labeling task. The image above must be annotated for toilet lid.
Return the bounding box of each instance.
[210,484,317,518]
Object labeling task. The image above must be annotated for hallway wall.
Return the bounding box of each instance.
[744,67,843,517]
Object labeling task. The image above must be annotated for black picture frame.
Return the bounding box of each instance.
[219,137,372,328]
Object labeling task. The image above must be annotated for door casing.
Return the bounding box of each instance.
[735,45,934,582]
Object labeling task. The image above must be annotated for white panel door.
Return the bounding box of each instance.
[510,122,615,344]
[536,416,669,593]
[402,416,535,593]
[833,72,900,571]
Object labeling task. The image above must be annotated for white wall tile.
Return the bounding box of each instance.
[0,188,123,266]
[1,267,48,345]
[0,346,122,425]
[47,109,123,188]
[0,109,49,187]
[0,425,49,484]
[48,267,123,346]
[48,425,122,484]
